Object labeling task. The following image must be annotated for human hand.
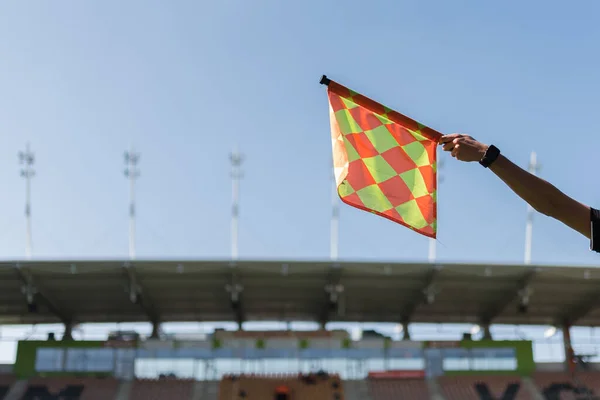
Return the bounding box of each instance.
[440,134,489,162]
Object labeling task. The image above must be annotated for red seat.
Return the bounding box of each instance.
[23,377,118,400]
[219,373,344,400]
[534,372,600,400]
[368,378,430,400]
[573,371,600,398]
[130,378,195,400]
[439,375,532,400]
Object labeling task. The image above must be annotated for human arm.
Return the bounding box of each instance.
[440,134,591,239]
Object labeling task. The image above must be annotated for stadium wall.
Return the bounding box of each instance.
[444,340,534,376]
[14,340,107,379]
[14,337,535,379]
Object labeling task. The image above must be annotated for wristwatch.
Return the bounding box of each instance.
[479,145,500,168]
[591,208,600,253]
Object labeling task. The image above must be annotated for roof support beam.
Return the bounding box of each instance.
[561,283,600,326]
[481,323,492,340]
[479,269,536,324]
[226,269,245,328]
[14,264,71,324]
[319,266,343,326]
[401,321,411,340]
[122,264,160,325]
[63,321,74,341]
[400,266,439,322]
[150,321,160,339]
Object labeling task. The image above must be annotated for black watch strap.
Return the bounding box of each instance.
[591,208,600,253]
[479,145,500,168]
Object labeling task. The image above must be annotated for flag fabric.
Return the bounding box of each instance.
[325,78,442,238]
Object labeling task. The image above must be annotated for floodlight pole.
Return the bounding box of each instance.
[428,237,436,263]
[524,152,539,265]
[19,143,35,260]
[331,174,339,261]
[230,148,244,261]
[124,148,140,260]
[323,74,339,261]
[428,159,443,263]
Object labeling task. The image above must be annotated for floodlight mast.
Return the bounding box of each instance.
[19,143,35,260]
[428,159,443,262]
[324,75,338,261]
[331,174,339,261]
[230,148,244,261]
[124,148,140,260]
[524,151,539,265]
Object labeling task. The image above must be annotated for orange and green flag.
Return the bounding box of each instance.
[321,76,441,238]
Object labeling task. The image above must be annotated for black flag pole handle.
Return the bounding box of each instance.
[320,75,331,86]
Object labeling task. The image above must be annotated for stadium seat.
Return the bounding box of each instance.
[129,378,195,400]
[21,377,118,400]
[368,378,430,400]
[219,373,344,400]
[534,372,575,400]
[438,375,532,400]
[0,374,15,400]
[573,371,600,397]
[534,372,599,400]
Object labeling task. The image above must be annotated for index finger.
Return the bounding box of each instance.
[439,134,461,143]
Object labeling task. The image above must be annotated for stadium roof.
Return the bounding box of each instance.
[0,260,599,327]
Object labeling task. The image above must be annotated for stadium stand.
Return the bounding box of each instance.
[6,261,600,400]
[534,372,575,399]
[129,378,194,400]
[0,374,15,400]
[218,373,344,400]
[573,372,600,398]
[439,375,532,400]
[534,372,600,399]
[368,377,431,399]
[21,377,119,400]
[342,380,371,400]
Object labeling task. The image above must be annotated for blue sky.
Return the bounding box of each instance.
[1,1,599,264]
